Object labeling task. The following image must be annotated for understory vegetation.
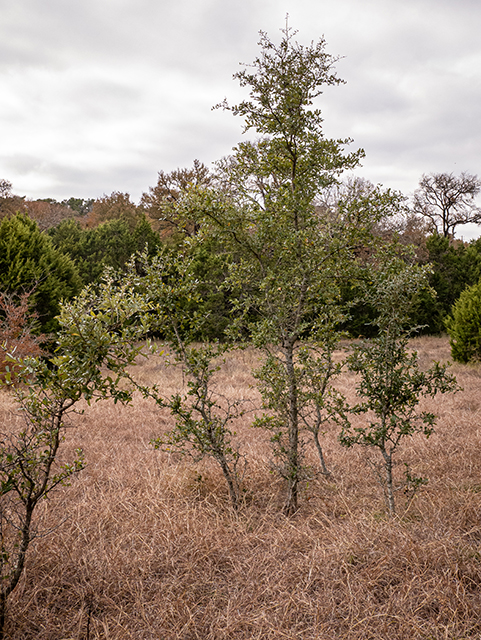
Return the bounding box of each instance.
[1,337,480,639]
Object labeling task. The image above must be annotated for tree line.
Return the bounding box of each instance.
[1,173,481,338]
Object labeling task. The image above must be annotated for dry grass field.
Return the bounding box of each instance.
[2,336,481,639]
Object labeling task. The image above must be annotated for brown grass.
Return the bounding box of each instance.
[2,336,481,639]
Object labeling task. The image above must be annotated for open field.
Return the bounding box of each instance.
[2,336,481,639]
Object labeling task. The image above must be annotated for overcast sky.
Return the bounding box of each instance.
[1,0,480,234]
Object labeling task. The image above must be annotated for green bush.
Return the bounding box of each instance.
[410,234,479,335]
[0,214,81,333]
[446,281,481,363]
[49,215,161,287]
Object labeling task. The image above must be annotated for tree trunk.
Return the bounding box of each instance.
[0,591,6,640]
[217,454,238,510]
[381,447,395,515]
[313,430,330,476]
[284,339,299,515]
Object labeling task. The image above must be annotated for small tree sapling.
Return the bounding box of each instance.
[339,259,458,515]
[110,252,248,509]
[0,275,149,637]
[151,341,246,509]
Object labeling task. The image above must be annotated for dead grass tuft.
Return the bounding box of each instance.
[2,338,481,639]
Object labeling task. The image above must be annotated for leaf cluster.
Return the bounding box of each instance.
[49,215,160,288]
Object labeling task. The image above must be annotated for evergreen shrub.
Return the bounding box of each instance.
[446,280,481,363]
[0,214,81,333]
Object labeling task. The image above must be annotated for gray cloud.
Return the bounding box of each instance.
[0,0,479,236]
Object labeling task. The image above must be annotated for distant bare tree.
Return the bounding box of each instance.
[413,172,481,238]
[0,180,27,220]
[24,200,74,231]
[0,181,12,199]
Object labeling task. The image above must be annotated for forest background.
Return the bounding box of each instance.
[2,166,481,339]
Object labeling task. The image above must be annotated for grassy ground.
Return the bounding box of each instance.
[2,336,481,639]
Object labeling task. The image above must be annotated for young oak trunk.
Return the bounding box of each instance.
[217,454,239,510]
[381,446,396,515]
[284,339,300,516]
[313,430,330,476]
[0,500,34,639]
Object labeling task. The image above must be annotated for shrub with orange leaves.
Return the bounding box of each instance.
[0,291,45,384]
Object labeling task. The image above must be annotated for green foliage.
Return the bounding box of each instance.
[209,25,394,514]
[0,213,81,333]
[61,197,94,215]
[56,273,153,401]
[464,236,481,284]
[339,260,458,515]
[410,235,476,334]
[425,235,466,329]
[401,233,481,336]
[49,215,161,287]
[445,280,481,363]
[186,238,233,341]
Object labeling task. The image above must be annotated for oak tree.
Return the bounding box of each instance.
[201,25,397,513]
[85,191,141,232]
[138,24,402,514]
[0,277,148,637]
[413,171,481,238]
[141,159,212,238]
[339,258,458,515]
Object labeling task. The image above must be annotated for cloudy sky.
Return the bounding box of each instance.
[1,0,480,229]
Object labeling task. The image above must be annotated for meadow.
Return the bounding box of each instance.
[2,336,481,639]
